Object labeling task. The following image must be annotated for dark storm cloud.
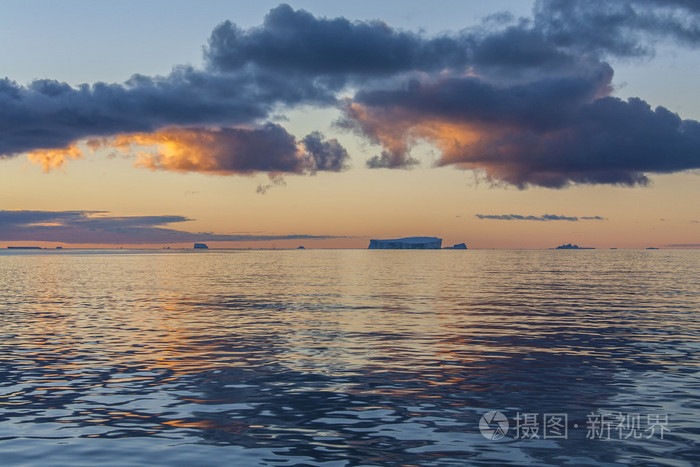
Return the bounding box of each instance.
[535,0,700,58]
[105,124,349,175]
[486,97,700,187]
[418,96,700,188]
[205,4,469,78]
[475,213,604,221]
[365,151,419,169]
[204,4,590,79]
[469,21,579,73]
[337,0,700,185]
[301,132,349,172]
[0,67,329,158]
[352,63,613,131]
[2,4,376,173]
[0,210,342,244]
[2,2,700,187]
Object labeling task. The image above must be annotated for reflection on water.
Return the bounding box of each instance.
[1,249,698,466]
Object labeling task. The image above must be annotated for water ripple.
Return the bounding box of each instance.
[0,249,698,466]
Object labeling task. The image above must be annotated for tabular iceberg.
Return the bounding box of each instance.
[368,237,442,249]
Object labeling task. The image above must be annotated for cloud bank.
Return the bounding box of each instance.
[476,214,605,221]
[337,0,700,187]
[0,210,342,245]
[2,2,700,187]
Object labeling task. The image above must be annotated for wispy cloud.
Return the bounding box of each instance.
[0,210,343,245]
[475,213,606,221]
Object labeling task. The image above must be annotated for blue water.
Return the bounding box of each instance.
[1,249,698,466]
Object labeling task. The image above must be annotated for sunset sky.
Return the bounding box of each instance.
[2,0,699,249]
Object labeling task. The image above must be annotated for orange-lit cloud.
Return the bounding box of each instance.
[343,69,700,187]
[5,2,700,189]
[341,102,420,168]
[107,125,308,174]
[26,144,84,172]
[26,124,349,176]
[343,100,491,170]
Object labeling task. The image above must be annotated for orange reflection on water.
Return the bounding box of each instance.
[163,419,249,433]
[107,411,152,419]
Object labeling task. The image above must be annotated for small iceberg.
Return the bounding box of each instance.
[555,243,594,250]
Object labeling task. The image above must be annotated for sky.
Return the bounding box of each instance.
[1,0,699,249]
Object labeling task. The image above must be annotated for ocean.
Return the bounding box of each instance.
[1,249,698,466]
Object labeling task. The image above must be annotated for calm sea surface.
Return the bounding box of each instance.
[0,249,698,466]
